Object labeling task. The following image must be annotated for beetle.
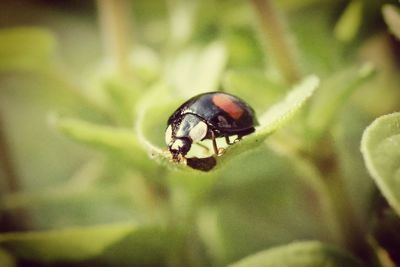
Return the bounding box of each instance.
[165,92,258,162]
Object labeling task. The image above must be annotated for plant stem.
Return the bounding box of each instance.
[269,133,379,266]
[311,142,379,266]
[97,0,131,77]
[0,116,19,193]
[267,135,341,243]
[0,114,31,231]
[250,0,301,84]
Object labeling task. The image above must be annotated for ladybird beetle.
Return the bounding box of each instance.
[165,92,258,162]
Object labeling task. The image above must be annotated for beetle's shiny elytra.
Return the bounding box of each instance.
[165,92,258,162]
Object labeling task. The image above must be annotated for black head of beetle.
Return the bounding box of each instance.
[168,137,191,161]
[165,113,206,162]
[165,92,258,166]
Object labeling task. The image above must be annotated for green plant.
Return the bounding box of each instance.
[0,0,400,266]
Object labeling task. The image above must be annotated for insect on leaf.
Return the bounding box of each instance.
[137,75,319,171]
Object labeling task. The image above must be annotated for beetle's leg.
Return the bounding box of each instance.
[225,136,235,145]
[234,135,242,143]
[195,142,210,152]
[210,131,220,155]
[211,131,219,154]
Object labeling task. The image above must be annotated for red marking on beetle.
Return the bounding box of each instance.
[212,94,243,119]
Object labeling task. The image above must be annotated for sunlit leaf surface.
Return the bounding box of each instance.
[0,223,135,262]
[228,241,363,267]
[382,4,400,41]
[361,112,400,215]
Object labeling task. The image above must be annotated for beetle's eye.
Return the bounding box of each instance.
[165,125,173,145]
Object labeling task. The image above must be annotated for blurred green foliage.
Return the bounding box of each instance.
[228,241,363,267]
[0,0,400,267]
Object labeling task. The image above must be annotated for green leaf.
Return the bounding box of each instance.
[129,45,162,83]
[278,0,337,10]
[168,0,197,45]
[334,0,363,43]
[222,70,285,111]
[166,41,227,97]
[101,77,141,126]
[2,171,139,228]
[290,5,347,75]
[306,63,375,140]
[255,75,319,135]
[0,223,135,262]
[53,117,154,172]
[0,74,108,190]
[216,75,319,168]
[222,27,264,68]
[361,112,400,215]
[0,249,15,267]
[96,225,170,266]
[382,4,400,41]
[228,241,363,267]
[0,27,56,72]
